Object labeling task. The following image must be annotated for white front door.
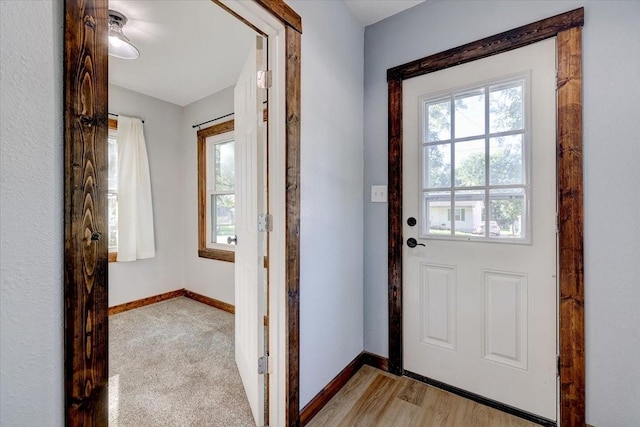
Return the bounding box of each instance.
[403,39,557,420]
[234,35,267,426]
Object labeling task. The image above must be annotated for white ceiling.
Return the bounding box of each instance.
[344,0,426,26]
[108,0,255,106]
[109,0,428,106]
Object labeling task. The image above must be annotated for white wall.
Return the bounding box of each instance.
[285,0,365,408]
[108,85,238,306]
[0,1,64,425]
[108,85,185,306]
[363,1,640,425]
[182,87,236,304]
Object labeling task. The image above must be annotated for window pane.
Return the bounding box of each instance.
[108,193,118,250]
[424,191,451,235]
[490,83,524,133]
[455,139,485,187]
[490,189,525,239]
[214,140,235,192]
[454,90,485,138]
[108,135,117,191]
[424,143,451,188]
[425,100,451,142]
[490,134,524,185]
[454,190,484,236]
[211,194,235,245]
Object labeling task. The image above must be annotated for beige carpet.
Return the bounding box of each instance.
[108,297,256,426]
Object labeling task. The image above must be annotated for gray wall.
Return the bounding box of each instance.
[363,1,640,425]
[182,87,236,304]
[286,0,365,407]
[108,85,185,306]
[0,1,64,425]
[10,0,632,424]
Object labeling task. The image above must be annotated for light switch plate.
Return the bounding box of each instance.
[371,185,388,203]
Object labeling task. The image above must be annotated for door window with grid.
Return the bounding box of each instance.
[421,75,530,241]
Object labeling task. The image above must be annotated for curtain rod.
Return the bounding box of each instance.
[109,112,144,123]
[192,112,234,129]
[192,101,266,129]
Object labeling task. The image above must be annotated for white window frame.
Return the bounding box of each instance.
[107,121,118,258]
[419,72,532,243]
[206,131,236,251]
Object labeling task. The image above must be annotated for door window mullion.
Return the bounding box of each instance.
[449,95,456,236]
[484,83,491,237]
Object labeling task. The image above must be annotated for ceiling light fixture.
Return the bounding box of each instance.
[108,10,139,60]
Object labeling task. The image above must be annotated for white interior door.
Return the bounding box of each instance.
[234,35,267,426]
[403,39,557,420]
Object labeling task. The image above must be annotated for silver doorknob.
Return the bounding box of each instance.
[227,236,237,245]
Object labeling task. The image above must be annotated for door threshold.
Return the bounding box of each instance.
[403,370,556,427]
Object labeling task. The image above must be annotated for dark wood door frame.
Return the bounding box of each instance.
[63,0,301,425]
[387,8,585,426]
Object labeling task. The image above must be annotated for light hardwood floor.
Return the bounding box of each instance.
[307,365,540,427]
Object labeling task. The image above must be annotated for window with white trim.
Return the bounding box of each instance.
[421,75,529,241]
[197,120,235,262]
[207,135,235,245]
[108,119,118,259]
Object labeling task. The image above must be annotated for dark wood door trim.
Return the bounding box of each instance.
[63,1,109,424]
[284,25,302,427]
[387,8,584,82]
[255,0,302,33]
[387,8,585,425]
[387,78,403,376]
[63,1,301,426]
[556,25,585,427]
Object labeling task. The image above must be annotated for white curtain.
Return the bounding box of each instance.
[117,116,155,261]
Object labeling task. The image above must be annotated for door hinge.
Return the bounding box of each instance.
[258,214,272,232]
[257,70,272,89]
[258,355,270,375]
[555,212,559,235]
[556,355,561,377]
